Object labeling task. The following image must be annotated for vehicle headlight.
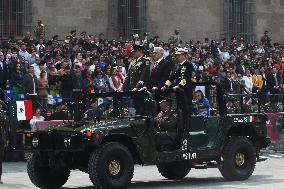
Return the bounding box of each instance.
[64,138,71,148]
[32,138,39,148]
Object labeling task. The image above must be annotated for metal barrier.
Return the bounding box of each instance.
[225,93,283,114]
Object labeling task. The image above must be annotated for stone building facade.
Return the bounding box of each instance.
[1,0,284,43]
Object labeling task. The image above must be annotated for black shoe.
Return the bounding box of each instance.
[0,180,3,184]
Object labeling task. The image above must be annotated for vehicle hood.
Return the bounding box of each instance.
[47,118,131,133]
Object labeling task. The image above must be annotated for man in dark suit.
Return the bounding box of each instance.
[235,60,246,75]
[23,66,38,95]
[148,47,173,90]
[267,67,281,104]
[85,100,103,122]
[267,67,281,94]
[163,48,195,113]
[259,67,268,103]
[0,52,9,100]
[22,65,39,111]
[122,45,150,91]
[219,74,231,93]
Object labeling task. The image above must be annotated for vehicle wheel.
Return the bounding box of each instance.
[88,142,134,189]
[157,161,191,179]
[219,137,256,181]
[27,153,70,189]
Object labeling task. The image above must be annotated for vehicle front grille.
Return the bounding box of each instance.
[33,132,83,150]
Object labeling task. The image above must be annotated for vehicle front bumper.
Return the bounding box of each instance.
[15,131,92,152]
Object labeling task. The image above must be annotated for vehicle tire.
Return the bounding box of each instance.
[219,137,256,181]
[27,153,70,189]
[88,142,134,189]
[157,161,191,179]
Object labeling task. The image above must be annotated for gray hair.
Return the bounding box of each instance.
[153,47,164,55]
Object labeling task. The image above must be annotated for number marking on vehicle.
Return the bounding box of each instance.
[182,139,188,151]
[183,153,197,160]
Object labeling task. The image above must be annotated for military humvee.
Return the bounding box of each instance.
[18,82,270,189]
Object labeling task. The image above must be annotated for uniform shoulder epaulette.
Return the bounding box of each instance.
[145,60,150,65]
[142,56,150,65]
[171,110,178,118]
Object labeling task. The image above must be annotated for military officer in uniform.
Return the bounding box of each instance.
[0,101,7,184]
[154,98,178,151]
[162,48,194,113]
[122,45,150,91]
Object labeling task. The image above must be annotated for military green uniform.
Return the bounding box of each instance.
[0,109,7,182]
[34,20,45,41]
[155,110,178,150]
[168,33,182,45]
[122,57,150,91]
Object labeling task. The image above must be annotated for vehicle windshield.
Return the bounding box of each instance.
[86,91,181,120]
[86,91,154,119]
[192,82,222,117]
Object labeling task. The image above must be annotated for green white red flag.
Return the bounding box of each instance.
[249,116,255,122]
[16,100,33,120]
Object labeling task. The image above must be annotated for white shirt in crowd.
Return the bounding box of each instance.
[30,116,45,131]
[36,44,45,53]
[32,64,41,78]
[220,51,230,62]
[240,76,253,94]
[164,49,170,58]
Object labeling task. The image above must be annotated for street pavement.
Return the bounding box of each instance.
[1,154,284,189]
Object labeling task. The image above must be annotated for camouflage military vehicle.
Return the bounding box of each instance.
[18,82,270,189]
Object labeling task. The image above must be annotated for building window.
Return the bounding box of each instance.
[0,0,32,37]
[223,0,255,42]
[118,0,147,40]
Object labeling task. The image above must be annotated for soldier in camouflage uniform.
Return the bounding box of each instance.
[154,99,178,151]
[122,45,150,91]
[168,29,182,45]
[0,101,7,184]
[34,20,45,41]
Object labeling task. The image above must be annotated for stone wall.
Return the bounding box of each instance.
[30,0,284,44]
[255,0,284,44]
[147,0,224,42]
[32,0,109,39]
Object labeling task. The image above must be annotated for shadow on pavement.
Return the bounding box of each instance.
[61,174,284,189]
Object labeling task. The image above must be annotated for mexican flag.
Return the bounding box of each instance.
[15,100,33,121]
[248,116,255,123]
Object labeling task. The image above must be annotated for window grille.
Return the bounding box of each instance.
[117,0,147,40]
[223,0,256,43]
[0,0,32,37]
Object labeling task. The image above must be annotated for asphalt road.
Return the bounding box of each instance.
[1,155,284,189]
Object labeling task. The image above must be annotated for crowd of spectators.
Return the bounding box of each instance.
[0,24,283,121]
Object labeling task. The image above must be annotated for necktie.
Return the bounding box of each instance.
[274,74,278,86]
[32,76,36,94]
[193,64,197,71]
[153,62,158,70]
[263,74,266,85]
